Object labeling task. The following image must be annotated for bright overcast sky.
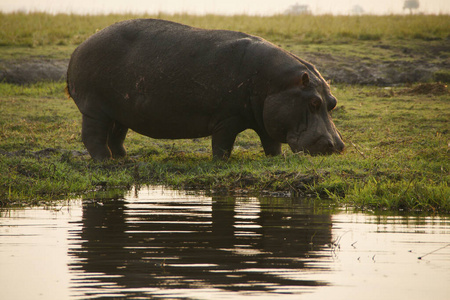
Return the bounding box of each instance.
[1,0,449,15]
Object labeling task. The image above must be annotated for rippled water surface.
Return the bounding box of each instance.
[1,187,449,299]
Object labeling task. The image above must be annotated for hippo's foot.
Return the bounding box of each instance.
[257,130,282,156]
[108,121,128,158]
[81,115,128,160]
[81,115,112,160]
[211,136,235,161]
[211,132,238,161]
[211,119,247,160]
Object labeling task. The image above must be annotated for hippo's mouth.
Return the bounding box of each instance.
[287,134,344,155]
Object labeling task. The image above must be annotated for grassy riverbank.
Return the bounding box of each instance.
[1,81,448,212]
[0,13,449,212]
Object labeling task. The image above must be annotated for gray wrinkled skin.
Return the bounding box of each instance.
[67,19,344,160]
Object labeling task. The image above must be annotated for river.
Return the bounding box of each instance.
[1,186,449,299]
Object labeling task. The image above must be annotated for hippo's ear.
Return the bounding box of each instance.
[299,72,310,87]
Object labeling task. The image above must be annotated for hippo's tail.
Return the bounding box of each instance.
[64,84,71,99]
[65,66,73,100]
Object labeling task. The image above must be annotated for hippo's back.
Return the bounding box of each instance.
[68,18,256,81]
[68,18,260,97]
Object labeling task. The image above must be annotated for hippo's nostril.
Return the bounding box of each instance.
[327,140,334,150]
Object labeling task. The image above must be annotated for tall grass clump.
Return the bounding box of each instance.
[1,13,449,46]
[339,178,450,212]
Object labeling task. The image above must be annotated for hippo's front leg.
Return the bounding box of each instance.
[211,131,237,160]
[256,130,282,156]
[211,118,246,160]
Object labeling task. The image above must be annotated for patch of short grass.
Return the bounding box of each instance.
[0,82,448,213]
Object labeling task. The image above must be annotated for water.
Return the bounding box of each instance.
[1,187,449,299]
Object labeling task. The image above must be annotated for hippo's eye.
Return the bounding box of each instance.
[309,97,323,111]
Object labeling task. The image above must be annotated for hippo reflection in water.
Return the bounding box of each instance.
[67,19,344,160]
[69,193,333,296]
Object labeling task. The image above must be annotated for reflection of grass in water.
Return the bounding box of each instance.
[0,82,448,212]
[1,13,449,47]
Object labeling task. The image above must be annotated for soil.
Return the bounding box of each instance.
[399,82,449,95]
[297,41,450,85]
[302,52,447,85]
[1,41,449,85]
[0,59,68,84]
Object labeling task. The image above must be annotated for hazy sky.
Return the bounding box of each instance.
[1,0,449,15]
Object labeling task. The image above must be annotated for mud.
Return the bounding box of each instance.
[301,52,448,85]
[400,82,449,95]
[0,46,448,85]
[0,59,68,84]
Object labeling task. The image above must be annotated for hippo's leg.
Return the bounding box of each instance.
[81,114,112,160]
[256,130,282,156]
[108,121,128,158]
[212,132,237,160]
[211,119,244,160]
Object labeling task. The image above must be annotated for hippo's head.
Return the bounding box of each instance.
[263,71,344,155]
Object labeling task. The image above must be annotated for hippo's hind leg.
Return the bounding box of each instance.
[108,121,128,158]
[81,114,113,160]
[82,115,129,160]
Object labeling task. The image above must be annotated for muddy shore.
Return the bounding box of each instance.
[1,42,449,85]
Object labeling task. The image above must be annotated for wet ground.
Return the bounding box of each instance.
[1,40,449,85]
[1,187,449,299]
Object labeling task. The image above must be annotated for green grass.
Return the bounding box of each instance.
[1,13,449,47]
[0,13,449,212]
[0,82,448,212]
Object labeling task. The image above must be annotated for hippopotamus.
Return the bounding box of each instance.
[67,19,344,160]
